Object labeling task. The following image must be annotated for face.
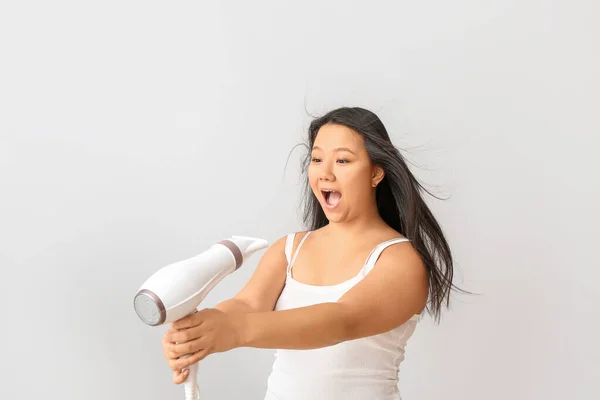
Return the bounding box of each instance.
[308,123,384,223]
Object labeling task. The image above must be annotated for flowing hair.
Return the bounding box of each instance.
[291,106,471,323]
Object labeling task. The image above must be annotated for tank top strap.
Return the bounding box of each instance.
[285,231,312,275]
[357,237,411,279]
[284,233,296,265]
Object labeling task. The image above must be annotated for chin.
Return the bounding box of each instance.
[321,207,344,222]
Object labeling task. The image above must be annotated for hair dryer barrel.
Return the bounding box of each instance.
[133,236,268,326]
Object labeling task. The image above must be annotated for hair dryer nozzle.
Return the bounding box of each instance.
[134,289,166,326]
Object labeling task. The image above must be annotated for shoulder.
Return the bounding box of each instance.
[266,230,312,262]
[287,229,316,251]
[376,239,428,302]
[257,233,295,262]
[378,238,425,274]
[337,236,428,328]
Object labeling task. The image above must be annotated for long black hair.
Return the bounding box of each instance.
[294,106,471,323]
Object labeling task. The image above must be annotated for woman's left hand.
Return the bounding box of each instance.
[163,308,244,371]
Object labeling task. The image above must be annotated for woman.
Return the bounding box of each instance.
[161,106,464,399]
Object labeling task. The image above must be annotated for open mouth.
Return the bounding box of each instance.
[321,189,342,208]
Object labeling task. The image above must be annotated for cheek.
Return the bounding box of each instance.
[308,167,320,193]
[307,165,315,180]
[347,167,371,184]
[339,174,365,198]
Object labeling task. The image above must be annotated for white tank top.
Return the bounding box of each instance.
[264,231,422,400]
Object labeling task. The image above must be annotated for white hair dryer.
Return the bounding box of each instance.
[133,235,269,400]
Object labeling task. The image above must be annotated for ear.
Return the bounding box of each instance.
[372,165,385,187]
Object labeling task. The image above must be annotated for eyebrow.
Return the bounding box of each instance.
[312,146,356,155]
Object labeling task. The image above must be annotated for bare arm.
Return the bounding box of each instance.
[214,234,289,314]
[214,298,256,313]
[165,237,429,374]
[238,241,429,349]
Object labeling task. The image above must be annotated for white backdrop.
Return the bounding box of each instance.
[1,1,598,399]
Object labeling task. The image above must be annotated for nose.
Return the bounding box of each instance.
[318,163,336,182]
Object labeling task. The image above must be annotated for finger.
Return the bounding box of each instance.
[171,309,201,330]
[174,347,211,370]
[163,331,185,359]
[168,336,209,371]
[166,324,205,344]
[173,369,189,385]
[168,335,206,358]
[173,353,201,371]
[162,329,180,357]
[164,348,180,362]
[169,354,196,371]
[164,327,179,338]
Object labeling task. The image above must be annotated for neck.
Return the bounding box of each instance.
[323,203,388,239]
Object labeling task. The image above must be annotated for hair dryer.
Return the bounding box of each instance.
[133,235,269,400]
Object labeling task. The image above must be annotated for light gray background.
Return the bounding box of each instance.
[1,1,598,399]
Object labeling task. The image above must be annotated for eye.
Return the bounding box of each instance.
[311,157,321,163]
[337,159,349,164]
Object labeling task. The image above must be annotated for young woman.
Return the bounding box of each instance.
[161,107,463,399]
